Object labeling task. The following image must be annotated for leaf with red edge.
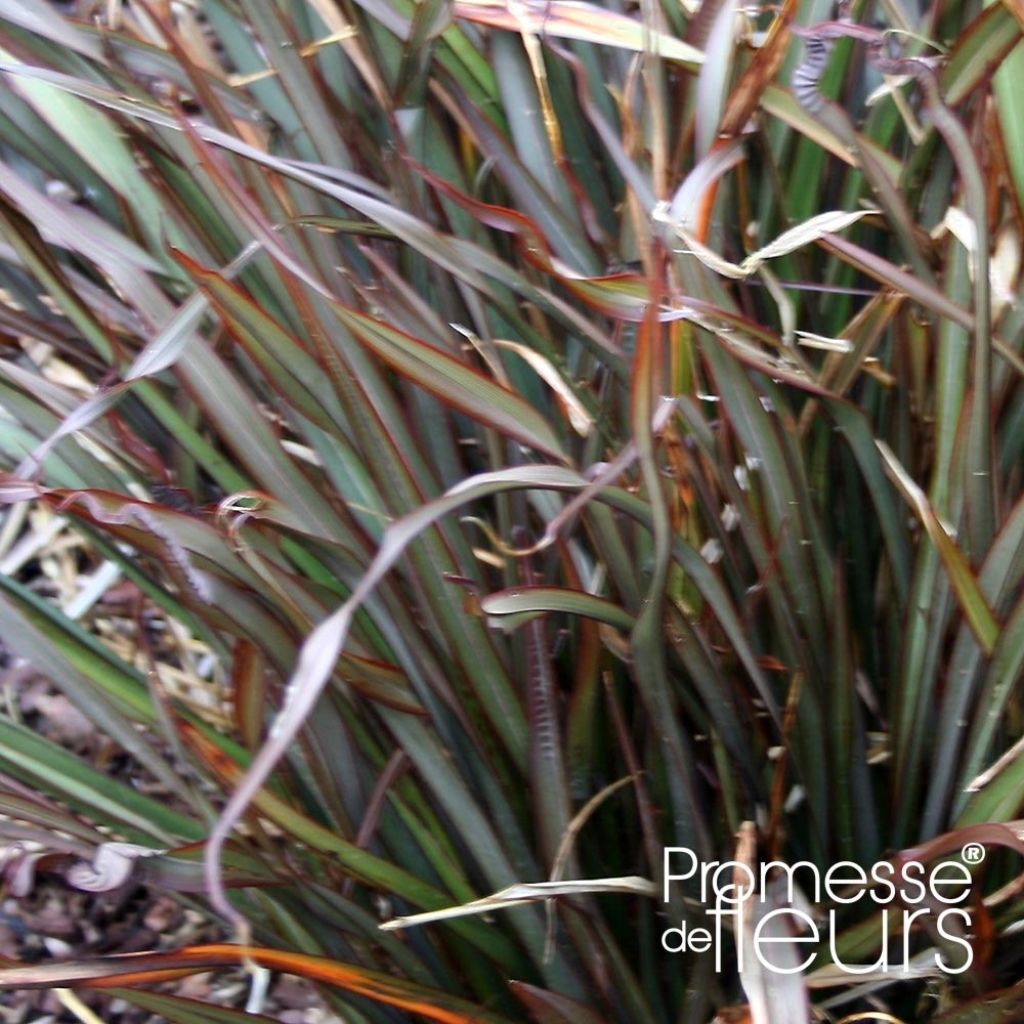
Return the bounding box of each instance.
[229,639,266,753]
[896,820,1024,866]
[943,2,1022,106]
[108,990,280,1024]
[329,301,567,459]
[719,0,798,138]
[510,981,609,1024]
[0,944,516,1024]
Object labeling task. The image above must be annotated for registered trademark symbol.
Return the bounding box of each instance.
[962,842,985,864]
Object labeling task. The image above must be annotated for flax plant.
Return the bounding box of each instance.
[0,1,1022,1022]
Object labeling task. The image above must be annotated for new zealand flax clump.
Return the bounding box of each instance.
[0,2,1022,1022]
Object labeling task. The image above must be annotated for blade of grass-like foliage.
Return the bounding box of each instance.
[675,253,875,860]
[441,78,598,269]
[509,982,608,1024]
[303,198,625,372]
[987,0,1024,216]
[0,717,202,844]
[235,0,351,170]
[1,2,1022,1019]
[199,444,773,984]
[0,791,107,846]
[559,562,603,799]
[760,83,901,179]
[663,602,765,805]
[942,2,1022,106]
[229,640,268,753]
[491,31,575,226]
[884,270,970,850]
[516,560,572,869]
[197,234,524,782]
[493,340,594,436]
[0,567,164,722]
[827,564,875,862]
[127,844,277,894]
[178,340,352,542]
[11,239,257,477]
[0,130,352,530]
[329,303,567,460]
[957,591,1024,792]
[56,51,600,422]
[923,494,1024,832]
[957,734,1024,826]
[0,0,263,121]
[33,488,299,609]
[540,47,617,235]
[0,365,125,489]
[719,0,798,138]
[0,157,163,276]
[666,133,744,240]
[877,442,998,653]
[0,0,99,56]
[163,124,543,772]
[106,991,280,1024]
[882,60,995,561]
[380,872,659,929]
[671,208,878,279]
[482,586,635,631]
[0,944,517,1024]
[394,0,454,107]
[821,396,912,607]
[0,63,624,369]
[202,465,591,967]
[595,481,785,731]
[0,59,181,264]
[699,346,829,690]
[0,197,116,362]
[790,24,935,287]
[694,0,738,160]
[10,489,337,696]
[178,721,523,963]
[819,233,1024,377]
[0,573,205,810]
[452,1,703,67]
[547,40,658,214]
[171,251,350,435]
[799,293,902,420]
[629,272,711,859]
[380,876,655,930]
